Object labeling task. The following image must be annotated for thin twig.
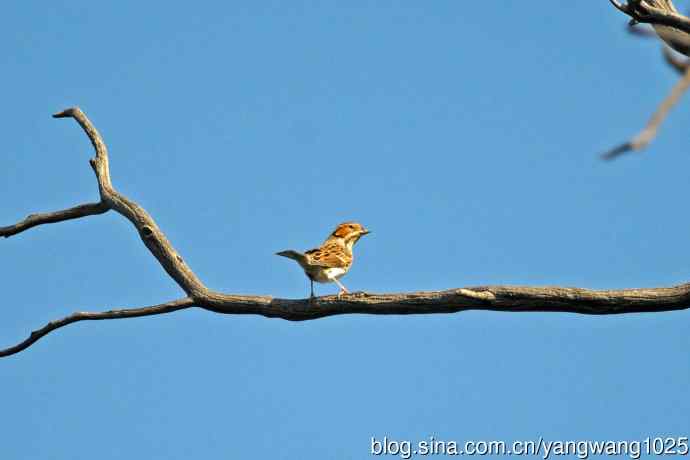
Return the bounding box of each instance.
[602,64,690,159]
[0,202,108,238]
[0,298,195,358]
[603,0,690,159]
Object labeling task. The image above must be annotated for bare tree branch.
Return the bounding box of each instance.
[0,202,109,238]
[603,0,690,159]
[3,283,690,358]
[602,64,690,160]
[0,298,195,358]
[50,108,208,298]
[612,0,690,41]
[3,107,690,358]
[196,284,690,319]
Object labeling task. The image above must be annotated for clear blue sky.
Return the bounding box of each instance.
[2,1,689,459]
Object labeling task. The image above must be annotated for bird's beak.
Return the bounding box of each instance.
[361,229,371,236]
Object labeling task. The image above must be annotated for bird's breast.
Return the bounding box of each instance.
[306,266,348,283]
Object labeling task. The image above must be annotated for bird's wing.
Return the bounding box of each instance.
[304,244,351,269]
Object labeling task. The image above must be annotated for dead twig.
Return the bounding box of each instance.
[603,0,690,159]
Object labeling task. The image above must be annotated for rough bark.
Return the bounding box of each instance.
[2,108,689,358]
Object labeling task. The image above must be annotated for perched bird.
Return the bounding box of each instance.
[276,222,370,297]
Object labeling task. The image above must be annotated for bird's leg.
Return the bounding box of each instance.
[310,279,315,299]
[333,278,349,297]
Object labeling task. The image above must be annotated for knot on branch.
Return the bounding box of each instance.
[456,288,496,302]
[141,226,154,238]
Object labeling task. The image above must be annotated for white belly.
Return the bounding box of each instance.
[309,266,347,283]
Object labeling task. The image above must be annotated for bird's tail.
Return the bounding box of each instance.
[275,250,306,263]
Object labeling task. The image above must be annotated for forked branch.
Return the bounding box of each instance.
[603,0,690,159]
[2,108,690,358]
[609,0,690,39]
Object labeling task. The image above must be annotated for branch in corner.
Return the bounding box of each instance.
[603,0,690,160]
[601,64,690,160]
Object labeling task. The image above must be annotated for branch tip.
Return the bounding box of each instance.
[52,107,80,119]
[601,142,636,160]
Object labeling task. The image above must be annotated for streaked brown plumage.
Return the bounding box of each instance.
[276,222,370,297]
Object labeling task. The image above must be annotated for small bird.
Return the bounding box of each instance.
[276,222,370,298]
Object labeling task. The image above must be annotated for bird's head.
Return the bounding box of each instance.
[328,221,370,247]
